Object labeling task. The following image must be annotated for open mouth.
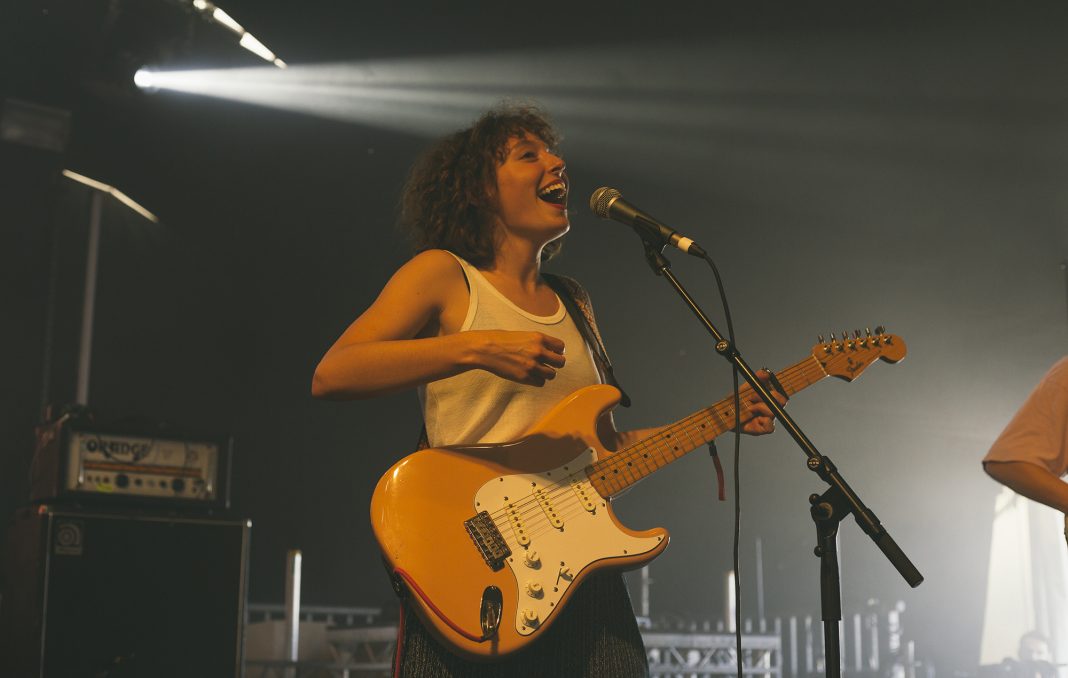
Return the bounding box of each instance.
[537,181,568,206]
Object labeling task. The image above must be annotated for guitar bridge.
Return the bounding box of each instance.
[464,511,511,571]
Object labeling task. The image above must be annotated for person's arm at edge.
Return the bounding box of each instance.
[984,460,1068,513]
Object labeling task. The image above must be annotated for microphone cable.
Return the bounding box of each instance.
[701,250,744,678]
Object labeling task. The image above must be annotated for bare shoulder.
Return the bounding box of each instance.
[325,250,465,345]
[382,247,465,298]
[401,249,465,285]
[362,249,469,337]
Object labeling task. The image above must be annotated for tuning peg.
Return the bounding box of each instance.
[865,328,872,337]
[875,326,885,335]
[818,334,825,344]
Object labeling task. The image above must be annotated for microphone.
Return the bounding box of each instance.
[589,187,707,258]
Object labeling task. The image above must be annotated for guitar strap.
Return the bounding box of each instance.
[416,272,630,451]
[542,272,631,408]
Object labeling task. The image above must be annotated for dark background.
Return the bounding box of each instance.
[4,0,1068,673]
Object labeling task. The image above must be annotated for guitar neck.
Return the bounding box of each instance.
[587,355,828,498]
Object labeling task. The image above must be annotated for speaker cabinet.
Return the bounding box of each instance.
[1,505,250,677]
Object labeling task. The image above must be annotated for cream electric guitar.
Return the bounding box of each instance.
[371,330,906,660]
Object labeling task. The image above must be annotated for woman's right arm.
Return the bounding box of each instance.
[311,250,565,400]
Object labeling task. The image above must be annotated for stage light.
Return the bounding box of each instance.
[133,68,154,89]
[186,1,285,68]
[239,33,276,64]
[211,7,244,35]
[118,46,750,139]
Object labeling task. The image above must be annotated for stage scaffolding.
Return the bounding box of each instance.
[245,604,782,678]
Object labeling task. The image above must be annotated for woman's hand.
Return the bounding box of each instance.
[466,330,566,386]
[740,369,788,436]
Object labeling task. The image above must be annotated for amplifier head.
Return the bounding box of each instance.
[31,420,232,510]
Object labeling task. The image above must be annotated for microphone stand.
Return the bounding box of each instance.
[635,236,923,678]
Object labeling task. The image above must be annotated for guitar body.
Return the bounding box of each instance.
[371,330,907,661]
[370,384,669,660]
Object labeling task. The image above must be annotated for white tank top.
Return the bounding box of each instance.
[419,253,601,447]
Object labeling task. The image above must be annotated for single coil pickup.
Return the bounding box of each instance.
[464,511,511,571]
[507,504,530,546]
[534,489,564,528]
[569,479,596,512]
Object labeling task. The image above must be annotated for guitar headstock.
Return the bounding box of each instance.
[812,326,906,381]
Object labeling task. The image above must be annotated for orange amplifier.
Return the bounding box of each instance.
[30,417,231,510]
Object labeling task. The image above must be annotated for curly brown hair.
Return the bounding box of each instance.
[398,103,563,267]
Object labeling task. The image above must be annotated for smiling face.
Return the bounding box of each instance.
[490,132,570,247]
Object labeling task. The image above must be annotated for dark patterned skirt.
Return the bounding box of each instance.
[394,571,649,678]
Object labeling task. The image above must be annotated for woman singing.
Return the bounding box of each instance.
[312,104,781,677]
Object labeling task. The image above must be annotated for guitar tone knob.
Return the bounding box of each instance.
[525,581,543,598]
[525,550,540,567]
[522,608,539,625]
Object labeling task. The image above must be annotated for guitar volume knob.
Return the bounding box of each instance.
[525,550,540,567]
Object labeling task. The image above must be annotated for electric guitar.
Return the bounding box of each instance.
[370,329,906,660]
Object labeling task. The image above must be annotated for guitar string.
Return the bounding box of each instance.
[483,358,820,532]
[485,359,818,534]
[483,359,818,531]
[486,373,826,549]
[499,375,794,540]
[484,343,886,548]
[592,356,829,474]
[491,337,865,598]
[514,341,885,543]
[497,500,603,552]
[490,336,890,534]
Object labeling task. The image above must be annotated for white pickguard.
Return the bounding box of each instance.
[472,448,663,636]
